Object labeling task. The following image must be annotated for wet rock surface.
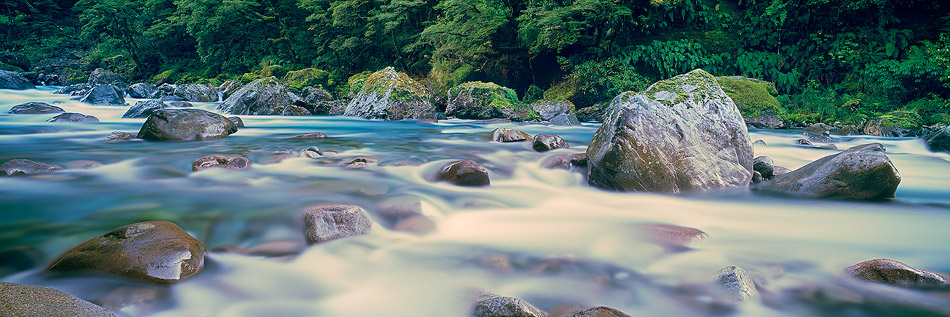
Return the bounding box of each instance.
[106,131,134,143]
[47,221,207,284]
[123,99,167,118]
[758,143,901,199]
[716,265,758,301]
[79,85,126,105]
[0,159,63,176]
[0,282,115,316]
[435,160,491,186]
[490,128,531,142]
[192,155,252,171]
[88,68,128,89]
[127,83,159,98]
[533,134,569,152]
[844,259,950,290]
[218,77,303,115]
[301,204,372,244]
[753,156,775,180]
[8,102,64,114]
[0,70,36,89]
[137,109,237,141]
[48,112,100,123]
[471,293,548,317]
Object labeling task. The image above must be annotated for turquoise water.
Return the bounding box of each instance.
[1,87,949,316]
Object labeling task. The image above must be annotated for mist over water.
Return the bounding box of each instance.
[1,88,949,316]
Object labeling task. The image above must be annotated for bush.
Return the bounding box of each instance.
[906,97,950,125]
[717,76,784,117]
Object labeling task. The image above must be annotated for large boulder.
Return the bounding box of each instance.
[586,69,754,192]
[48,113,99,123]
[123,99,167,118]
[217,77,303,115]
[923,125,950,153]
[445,81,520,120]
[0,282,115,316]
[8,102,64,114]
[127,83,159,98]
[0,70,35,89]
[844,259,949,290]
[172,83,219,102]
[299,86,345,115]
[47,221,206,284]
[344,67,436,120]
[137,109,237,141]
[88,68,128,89]
[79,85,126,105]
[301,204,372,244]
[531,100,574,122]
[0,159,62,176]
[758,143,901,199]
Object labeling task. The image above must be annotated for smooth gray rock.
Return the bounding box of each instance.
[8,102,64,114]
[489,128,531,142]
[301,204,372,244]
[531,100,573,121]
[717,265,758,301]
[549,113,580,125]
[48,113,99,123]
[471,293,547,317]
[88,68,128,89]
[758,143,901,199]
[435,160,490,187]
[79,85,126,105]
[0,70,36,89]
[533,134,569,152]
[0,282,115,316]
[217,77,302,115]
[844,259,950,290]
[344,67,436,120]
[123,99,167,118]
[586,69,754,192]
[192,155,252,171]
[105,131,134,143]
[137,109,237,141]
[0,159,63,176]
[127,83,159,98]
[753,156,774,180]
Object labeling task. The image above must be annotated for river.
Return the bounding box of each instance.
[1,87,949,316]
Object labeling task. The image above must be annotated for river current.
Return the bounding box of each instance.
[1,87,949,316]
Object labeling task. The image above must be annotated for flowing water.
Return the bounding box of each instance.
[1,87,949,316]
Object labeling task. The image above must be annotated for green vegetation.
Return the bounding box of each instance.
[449,81,519,109]
[2,0,948,128]
[717,77,783,117]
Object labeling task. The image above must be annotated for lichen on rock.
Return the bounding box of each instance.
[344,67,436,120]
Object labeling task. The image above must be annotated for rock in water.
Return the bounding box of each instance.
[192,155,252,171]
[123,99,167,118]
[227,116,244,128]
[0,159,62,176]
[549,113,581,125]
[568,306,631,317]
[531,100,574,121]
[445,81,521,119]
[137,109,237,141]
[47,221,206,284]
[753,156,775,180]
[48,113,99,123]
[844,259,950,290]
[217,77,302,115]
[0,70,35,89]
[533,134,569,152]
[717,266,758,301]
[586,69,754,192]
[79,85,126,105]
[173,83,219,102]
[88,68,128,89]
[106,131,134,143]
[8,102,64,114]
[923,125,950,153]
[435,160,491,186]
[471,293,547,317]
[758,143,901,199]
[301,204,372,244]
[0,282,115,316]
[344,67,436,120]
[489,128,531,142]
[127,83,158,98]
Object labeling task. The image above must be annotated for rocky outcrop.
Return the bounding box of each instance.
[137,109,237,141]
[123,99,167,118]
[79,85,126,105]
[88,68,128,89]
[0,282,115,316]
[301,204,372,244]
[127,83,159,98]
[445,81,520,119]
[8,102,64,114]
[586,69,754,192]
[532,134,569,152]
[471,293,547,317]
[0,70,36,89]
[844,259,949,290]
[192,155,252,171]
[434,160,490,186]
[217,77,304,115]
[758,143,901,199]
[47,221,206,284]
[0,159,63,176]
[344,67,436,120]
[48,113,99,123]
[489,128,531,142]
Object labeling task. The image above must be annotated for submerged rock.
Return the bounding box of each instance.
[218,77,303,115]
[47,221,206,284]
[48,113,99,123]
[394,215,437,235]
[344,67,436,120]
[753,156,775,180]
[586,69,754,192]
[79,85,126,105]
[0,70,36,89]
[105,131,134,143]
[533,134,569,152]
[0,159,62,176]
[0,282,115,316]
[758,143,901,199]
[289,132,328,139]
[301,204,372,244]
[435,160,490,187]
[844,259,949,290]
[123,99,167,118]
[137,109,237,141]
[471,293,548,317]
[192,155,252,171]
[8,102,64,114]
[489,128,531,142]
[717,266,758,301]
[445,81,521,119]
[634,223,707,251]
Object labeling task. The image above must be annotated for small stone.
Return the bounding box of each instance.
[752,140,767,147]
[301,146,323,158]
[106,131,134,143]
[533,134,569,152]
[0,282,114,316]
[345,161,367,169]
[471,293,548,317]
[795,138,812,146]
[634,223,707,251]
[227,116,244,127]
[716,266,758,301]
[289,132,328,139]
[64,160,102,169]
[435,160,490,186]
[489,128,531,142]
[192,155,252,171]
[301,204,372,244]
[0,159,62,176]
[8,102,64,114]
[751,171,764,184]
[569,306,631,317]
[48,113,99,123]
[753,156,774,179]
[844,259,950,290]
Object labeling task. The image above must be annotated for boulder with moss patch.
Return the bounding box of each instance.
[217,77,305,116]
[281,68,329,92]
[445,81,521,119]
[717,76,784,129]
[586,69,754,192]
[344,67,436,120]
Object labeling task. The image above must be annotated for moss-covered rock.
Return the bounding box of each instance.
[716,76,784,118]
[281,68,329,92]
[344,71,373,98]
[217,77,304,116]
[344,67,436,120]
[445,81,520,119]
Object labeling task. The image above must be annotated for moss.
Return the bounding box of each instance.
[0,62,23,72]
[153,69,178,83]
[717,76,784,117]
[877,110,921,129]
[343,71,373,96]
[281,68,329,91]
[449,81,519,109]
[361,67,429,102]
[642,69,720,107]
[543,79,575,101]
[523,85,543,103]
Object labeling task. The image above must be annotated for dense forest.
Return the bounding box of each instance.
[2,0,949,127]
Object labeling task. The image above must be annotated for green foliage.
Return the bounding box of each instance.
[342,71,374,97]
[281,68,330,92]
[619,39,726,79]
[717,76,783,117]
[906,97,950,125]
[548,56,651,107]
[523,85,544,104]
[877,110,922,129]
[449,81,519,109]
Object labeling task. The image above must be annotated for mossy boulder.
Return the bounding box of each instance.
[344,67,436,120]
[717,76,785,129]
[281,68,329,92]
[217,77,304,116]
[344,71,373,98]
[445,81,520,119]
[587,69,754,192]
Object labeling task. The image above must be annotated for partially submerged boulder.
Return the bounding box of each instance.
[471,293,547,317]
[435,160,490,186]
[123,99,167,118]
[48,113,99,123]
[489,128,531,142]
[0,159,62,176]
[47,221,206,284]
[531,100,574,122]
[172,83,219,102]
[0,70,36,89]
[105,131,134,143]
[79,85,126,105]
[137,109,237,141]
[758,143,901,199]
[344,67,436,120]
[586,69,754,192]
[8,102,64,114]
[533,134,569,152]
[299,86,344,115]
[127,83,159,99]
[923,125,950,153]
[192,155,252,172]
[217,77,303,115]
[301,204,372,244]
[0,282,115,316]
[445,81,520,120]
[844,259,949,290]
